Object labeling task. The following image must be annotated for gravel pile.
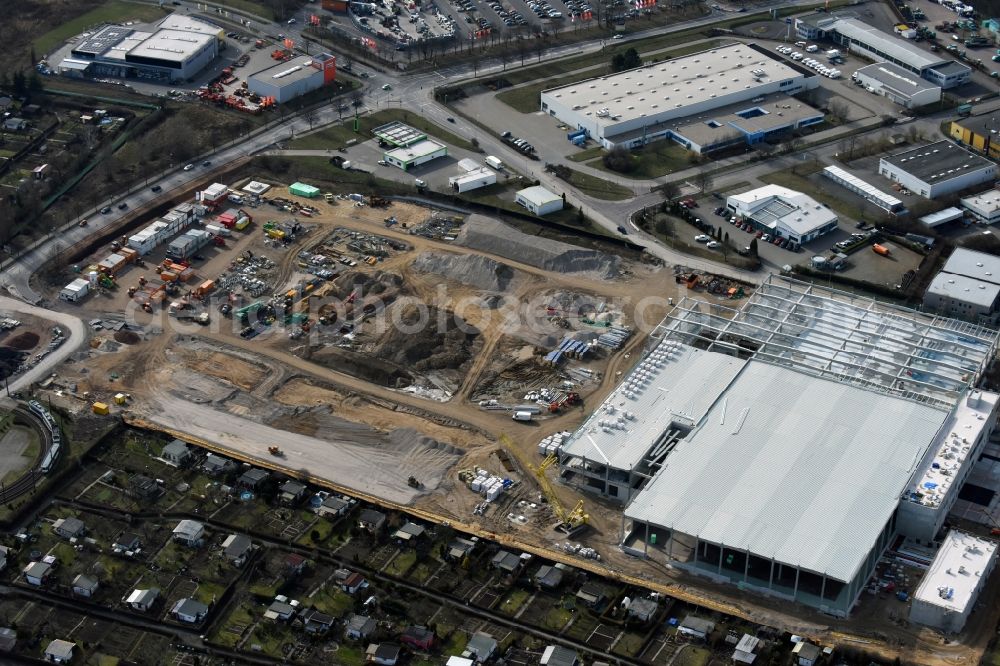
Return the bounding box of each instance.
[455,215,620,278]
[411,251,516,292]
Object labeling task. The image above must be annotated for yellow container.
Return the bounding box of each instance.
[114,393,127,405]
[92,402,110,415]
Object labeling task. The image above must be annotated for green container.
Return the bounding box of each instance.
[650,533,657,544]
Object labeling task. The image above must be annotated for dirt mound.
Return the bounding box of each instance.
[373,302,480,373]
[5,332,39,350]
[334,270,404,298]
[411,251,516,292]
[456,215,620,278]
[114,331,142,345]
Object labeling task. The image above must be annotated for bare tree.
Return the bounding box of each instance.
[695,167,713,194]
[304,107,319,130]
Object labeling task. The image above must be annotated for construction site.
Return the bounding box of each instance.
[30,173,999,663]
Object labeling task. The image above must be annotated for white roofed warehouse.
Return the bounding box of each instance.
[558,276,1000,617]
[726,185,838,243]
[852,62,941,109]
[539,43,822,153]
[909,530,997,633]
[923,248,1000,323]
[515,186,563,216]
[57,15,222,82]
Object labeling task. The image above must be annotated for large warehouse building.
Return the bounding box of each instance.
[950,114,1000,160]
[57,15,221,82]
[539,43,822,152]
[558,275,999,617]
[879,141,996,199]
[796,16,970,89]
[247,53,336,104]
[852,62,941,109]
[726,185,838,244]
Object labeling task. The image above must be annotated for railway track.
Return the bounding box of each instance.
[0,406,56,504]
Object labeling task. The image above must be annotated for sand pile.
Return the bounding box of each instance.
[411,251,516,292]
[455,215,620,278]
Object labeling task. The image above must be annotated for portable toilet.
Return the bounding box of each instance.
[92,402,110,415]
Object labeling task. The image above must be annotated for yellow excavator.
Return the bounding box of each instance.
[501,434,588,534]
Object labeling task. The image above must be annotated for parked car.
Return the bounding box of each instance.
[151,185,162,192]
[706,240,721,249]
[183,163,195,171]
[100,206,112,214]
[117,202,128,210]
[694,234,711,243]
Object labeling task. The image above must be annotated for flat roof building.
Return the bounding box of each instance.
[879,141,996,199]
[383,139,448,171]
[60,15,220,82]
[801,17,971,89]
[247,54,335,104]
[910,531,997,633]
[950,114,1000,160]
[924,248,1000,323]
[823,165,904,212]
[540,43,820,152]
[515,186,563,216]
[852,62,941,108]
[962,189,1000,224]
[727,185,838,243]
[561,275,1000,617]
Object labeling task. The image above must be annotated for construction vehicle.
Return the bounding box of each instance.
[501,434,588,535]
[268,446,284,457]
[548,392,580,413]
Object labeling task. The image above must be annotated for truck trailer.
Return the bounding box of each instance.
[166,230,212,261]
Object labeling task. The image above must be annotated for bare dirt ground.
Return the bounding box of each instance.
[41,185,983,664]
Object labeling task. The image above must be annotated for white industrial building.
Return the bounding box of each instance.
[910,531,997,633]
[449,167,496,193]
[539,43,821,152]
[852,62,941,108]
[961,189,1000,224]
[247,53,336,104]
[515,186,563,216]
[59,278,90,302]
[384,139,448,171]
[822,165,904,213]
[924,248,1000,322]
[58,15,221,82]
[918,207,964,228]
[796,16,971,89]
[557,275,999,617]
[879,141,996,199]
[726,185,838,243]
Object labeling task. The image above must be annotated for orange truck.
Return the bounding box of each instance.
[872,243,891,257]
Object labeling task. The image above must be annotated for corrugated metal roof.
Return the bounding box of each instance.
[831,19,944,71]
[625,360,947,582]
[561,344,745,471]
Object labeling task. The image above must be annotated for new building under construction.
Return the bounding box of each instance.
[558,275,1000,617]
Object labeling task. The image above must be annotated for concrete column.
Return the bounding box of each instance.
[718,546,724,575]
[793,566,800,600]
[744,550,750,583]
[769,558,775,590]
[820,574,827,602]
[693,538,699,565]
[666,530,673,561]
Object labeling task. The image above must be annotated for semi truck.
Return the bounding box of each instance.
[485,155,504,170]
